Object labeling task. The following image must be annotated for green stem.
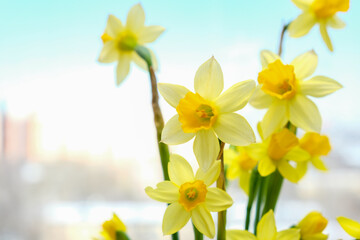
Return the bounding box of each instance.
[217,140,226,240]
[262,170,284,215]
[193,224,204,240]
[254,176,265,235]
[245,168,260,230]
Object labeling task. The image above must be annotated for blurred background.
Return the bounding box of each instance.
[0,0,359,239]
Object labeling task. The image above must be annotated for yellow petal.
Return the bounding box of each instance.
[195,161,221,186]
[162,202,191,235]
[258,156,276,177]
[276,229,300,240]
[215,80,256,113]
[247,143,268,162]
[291,0,313,10]
[337,217,360,238]
[98,41,119,63]
[296,162,308,179]
[104,14,123,37]
[288,12,316,38]
[116,54,131,86]
[168,154,195,185]
[261,100,288,139]
[145,181,179,203]
[319,22,333,52]
[328,15,346,29]
[291,50,318,80]
[158,83,190,108]
[249,85,274,109]
[191,205,215,238]
[213,113,255,146]
[260,50,281,68]
[126,4,145,34]
[194,56,224,100]
[289,95,321,132]
[205,187,233,212]
[239,171,251,195]
[194,130,220,171]
[224,148,238,166]
[226,230,257,240]
[278,160,300,183]
[257,210,277,240]
[300,76,342,97]
[138,25,165,43]
[285,147,311,162]
[311,156,328,171]
[161,115,195,145]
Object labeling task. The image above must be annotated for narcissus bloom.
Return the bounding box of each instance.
[296,211,328,240]
[227,210,300,240]
[288,0,349,51]
[145,154,233,238]
[250,50,342,138]
[98,4,164,85]
[224,147,257,195]
[248,128,310,183]
[99,213,128,240]
[337,216,360,239]
[159,57,256,170]
[297,132,331,178]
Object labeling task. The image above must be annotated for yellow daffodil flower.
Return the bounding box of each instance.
[227,210,300,240]
[98,4,165,85]
[297,132,331,178]
[224,147,257,195]
[248,128,310,183]
[296,211,328,240]
[158,57,256,170]
[250,50,342,138]
[288,0,349,51]
[337,216,360,239]
[145,154,233,238]
[99,213,128,240]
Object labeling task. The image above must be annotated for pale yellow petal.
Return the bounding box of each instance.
[249,85,274,109]
[205,188,233,212]
[328,15,346,29]
[291,0,313,10]
[213,113,255,146]
[168,154,195,186]
[291,50,318,80]
[257,210,277,240]
[126,4,145,34]
[289,95,321,132]
[116,54,131,86]
[226,230,257,240]
[194,56,224,100]
[98,41,119,63]
[191,205,215,238]
[194,129,220,171]
[300,76,342,97]
[311,156,328,171]
[258,156,276,177]
[276,229,300,240]
[105,14,123,37]
[239,171,251,195]
[319,22,333,52]
[337,217,360,238]
[261,100,288,139]
[158,83,190,108]
[161,115,195,145]
[145,181,179,203]
[195,161,221,186]
[138,25,165,43]
[215,80,256,113]
[278,160,300,183]
[162,202,191,235]
[288,12,316,38]
[260,50,281,68]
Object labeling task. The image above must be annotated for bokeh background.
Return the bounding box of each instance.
[0,0,359,239]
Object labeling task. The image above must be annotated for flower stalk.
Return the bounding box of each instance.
[217,140,226,240]
[245,168,260,230]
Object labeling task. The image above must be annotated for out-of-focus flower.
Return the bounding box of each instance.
[158,57,256,171]
[337,216,360,239]
[96,213,129,240]
[145,154,233,238]
[288,0,349,51]
[224,146,257,195]
[250,50,342,138]
[248,128,310,183]
[296,211,328,240]
[227,210,300,240]
[297,132,331,178]
[98,4,164,85]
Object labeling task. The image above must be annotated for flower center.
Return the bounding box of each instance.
[300,132,331,157]
[258,60,297,100]
[238,152,257,171]
[118,32,137,52]
[311,0,349,19]
[176,92,218,133]
[179,180,207,211]
[267,129,298,161]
